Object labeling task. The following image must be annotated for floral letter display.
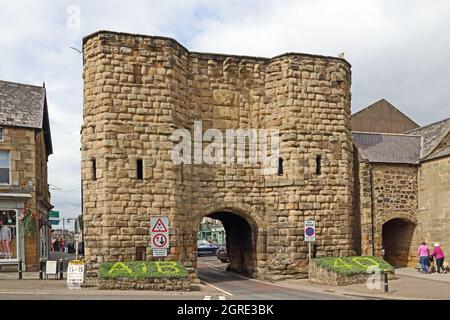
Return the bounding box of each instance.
[99,261,188,279]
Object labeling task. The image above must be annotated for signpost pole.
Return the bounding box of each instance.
[308,242,311,261]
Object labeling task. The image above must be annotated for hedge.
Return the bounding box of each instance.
[99,261,189,279]
[313,256,394,275]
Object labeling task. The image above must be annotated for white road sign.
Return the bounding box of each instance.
[304,220,316,242]
[150,216,170,250]
[153,249,168,257]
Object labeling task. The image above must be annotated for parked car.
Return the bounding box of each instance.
[197,240,220,256]
[216,245,229,263]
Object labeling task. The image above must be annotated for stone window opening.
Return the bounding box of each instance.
[133,64,142,85]
[137,159,144,180]
[278,158,284,176]
[0,128,4,142]
[136,247,146,261]
[0,151,10,184]
[316,155,322,176]
[91,159,97,181]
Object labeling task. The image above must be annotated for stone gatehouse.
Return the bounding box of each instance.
[81,31,354,280]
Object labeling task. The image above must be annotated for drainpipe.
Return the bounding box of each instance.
[369,164,375,256]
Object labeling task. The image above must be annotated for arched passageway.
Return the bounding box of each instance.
[382,218,416,267]
[197,211,257,276]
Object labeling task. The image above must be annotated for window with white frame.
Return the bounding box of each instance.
[0,128,4,142]
[0,151,10,184]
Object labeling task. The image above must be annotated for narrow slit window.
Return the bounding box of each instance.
[137,159,144,180]
[316,156,322,176]
[133,64,142,84]
[278,158,284,176]
[92,159,97,181]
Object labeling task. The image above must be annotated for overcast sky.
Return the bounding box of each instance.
[0,0,449,229]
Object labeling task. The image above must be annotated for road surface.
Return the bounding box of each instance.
[197,256,362,300]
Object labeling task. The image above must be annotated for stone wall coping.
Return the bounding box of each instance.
[82,30,352,68]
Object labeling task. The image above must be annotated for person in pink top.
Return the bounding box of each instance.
[430,243,446,274]
[417,242,430,273]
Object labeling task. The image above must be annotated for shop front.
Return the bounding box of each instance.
[0,193,31,269]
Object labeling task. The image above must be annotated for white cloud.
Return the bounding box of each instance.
[0,0,449,227]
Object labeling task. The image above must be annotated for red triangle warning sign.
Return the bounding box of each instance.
[152,218,168,232]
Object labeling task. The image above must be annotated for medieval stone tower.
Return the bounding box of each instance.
[82,31,354,280]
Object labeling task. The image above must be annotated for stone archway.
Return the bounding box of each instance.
[194,208,259,277]
[382,218,416,267]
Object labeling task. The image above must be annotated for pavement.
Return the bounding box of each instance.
[0,257,449,300]
[277,268,450,300]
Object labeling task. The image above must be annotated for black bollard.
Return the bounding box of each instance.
[59,259,64,280]
[39,259,43,280]
[384,272,389,293]
[18,258,23,280]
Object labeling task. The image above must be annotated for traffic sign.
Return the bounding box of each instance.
[153,249,168,257]
[150,217,169,250]
[304,220,316,242]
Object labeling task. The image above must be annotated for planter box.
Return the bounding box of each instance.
[309,257,396,286]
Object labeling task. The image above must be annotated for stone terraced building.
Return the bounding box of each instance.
[0,80,53,271]
[352,100,450,268]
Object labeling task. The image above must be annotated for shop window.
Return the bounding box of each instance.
[137,159,144,180]
[0,210,17,259]
[0,151,10,184]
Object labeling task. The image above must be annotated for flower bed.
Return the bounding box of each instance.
[97,261,194,291]
[309,256,395,286]
[99,261,189,279]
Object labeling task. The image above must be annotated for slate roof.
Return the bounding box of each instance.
[0,80,53,155]
[422,146,450,162]
[353,132,421,164]
[405,117,450,158]
[0,80,46,129]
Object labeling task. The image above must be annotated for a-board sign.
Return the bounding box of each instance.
[67,260,85,289]
[46,260,57,275]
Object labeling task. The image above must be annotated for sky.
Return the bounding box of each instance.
[0,0,449,230]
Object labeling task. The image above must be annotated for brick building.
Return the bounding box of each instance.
[353,100,450,267]
[0,80,53,270]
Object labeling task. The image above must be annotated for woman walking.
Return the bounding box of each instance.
[418,241,430,273]
[431,243,446,274]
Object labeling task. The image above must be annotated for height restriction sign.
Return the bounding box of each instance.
[150,217,170,250]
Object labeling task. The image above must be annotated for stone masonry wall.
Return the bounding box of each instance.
[357,161,418,267]
[417,156,450,263]
[82,31,354,281]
